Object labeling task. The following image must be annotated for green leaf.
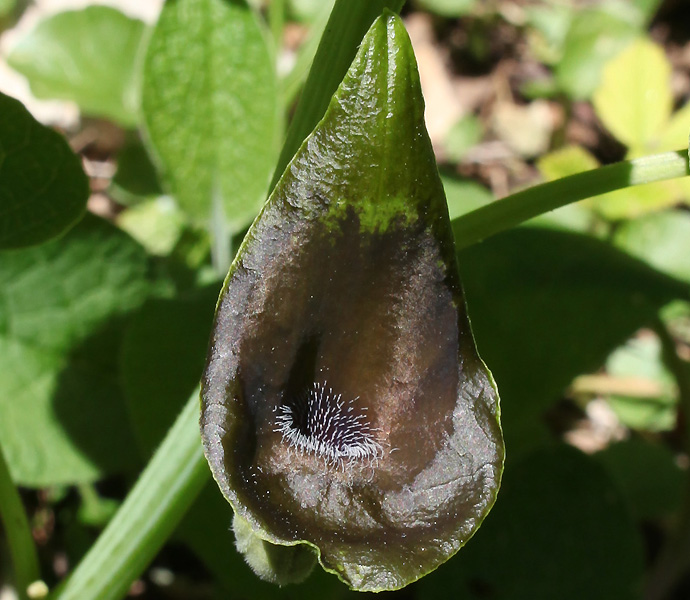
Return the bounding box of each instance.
[595,438,684,519]
[116,198,187,256]
[533,145,599,232]
[614,210,690,283]
[604,335,677,431]
[0,0,15,19]
[593,38,673,151]
[110,138,164,203]
[658,100,690,152]
[443,114,483,162]
[0,92,88,249]
[525,4,573,65]
[417,445,645,600]
[457,226,688,448]
[556,7,638,100]
[7,6,146,127]
[201,13,503,592]
[287,0,335,22]
[442,175,493,220]
[122,285,221,456]
[631,0,664,23]
[590,181,680,220]
[142,0,280,229]
[537,145,599,180]
[416,0,477,18]
[0,215,149,486]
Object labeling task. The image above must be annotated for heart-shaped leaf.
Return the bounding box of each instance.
[142,0,279,230]
[201,12,504,592]
[0,92,88,249]
[0,215,149,486]
[7,6,147,127]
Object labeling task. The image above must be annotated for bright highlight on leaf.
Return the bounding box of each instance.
[142,0,279,230]
[593,37,672,151]
[201,12,504,591]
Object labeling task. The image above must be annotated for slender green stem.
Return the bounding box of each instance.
[279,2,332,107]
[210,180,231,276]
[645,320,690,600]
[0,442,40,600]
[268,0,285,54]
[51,392,209,600]
[269,0,406,191]
[452,150,690,250]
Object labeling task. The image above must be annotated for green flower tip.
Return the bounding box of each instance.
[232,513,317,585]
[201,11,504,592]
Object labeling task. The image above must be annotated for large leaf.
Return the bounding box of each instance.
[0,215,149,486]
[457,226,689,447]
[0,92,88,249]
[416,445,645,600]
[142,0,279,229]
[7,6,146,127]
[201,12,503,592]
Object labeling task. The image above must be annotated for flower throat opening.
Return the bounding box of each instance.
[275,382,383,467]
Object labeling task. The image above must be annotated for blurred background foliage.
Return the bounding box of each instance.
[1,0,690,598]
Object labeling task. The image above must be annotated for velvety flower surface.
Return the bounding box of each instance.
[201,12,504,592]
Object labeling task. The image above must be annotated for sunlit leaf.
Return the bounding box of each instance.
[614,209,690,283]
[537,145,599,180]
[116,197,186,256]
[589,181,679,220]
[142,0,280,230]
[605,335,677,432]
[442,175,493,220]
[534,145,599,232]
[201,12,503,591]
[7,6,146,126]
[556,7,638,100]
[593,38,672,151]
[417,0,477,18]
[287,0,335,22]
[658,100,690,152]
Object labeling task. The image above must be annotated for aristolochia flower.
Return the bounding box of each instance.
[201,11,504,592]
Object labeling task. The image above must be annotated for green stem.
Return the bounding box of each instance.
[279,1,332,108]
[210,180,231,277]
[268,0,285,54]
[51,392,209,600]
[452,150,690,250]
[269,0,406,191]
[0,442,41,600]
[645,320,690,600]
